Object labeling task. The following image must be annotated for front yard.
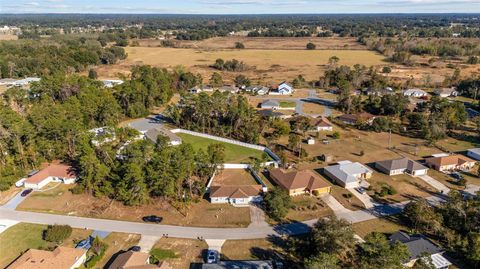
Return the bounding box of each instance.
[177,133,267,163]
[330,185,365,210]
[0,223,92,268]
[353,216,410,238]
[17,184,251,228]
[151,237,207,269]
[286,195,332,222]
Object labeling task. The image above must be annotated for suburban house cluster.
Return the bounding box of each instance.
[188,81,294,96]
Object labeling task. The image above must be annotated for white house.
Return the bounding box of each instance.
[23,163,77,190]
[467,148,480,161]
[403,88,428,98]
[101,79,124,88]
[14,77,41,86]
[209,185,263,205]
[323,161,373,188]
[434,87,458,98]
[269,81,294,95]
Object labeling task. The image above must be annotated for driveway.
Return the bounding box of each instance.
[319,193,351,214]
[417,175,450,194]
[248,204,268,228]
[1,190,28,210]
[138,235,161,253]
[348,188,377,209]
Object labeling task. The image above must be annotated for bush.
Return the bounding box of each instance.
[149,248,178,264]
[332,132,340,139]
[235,42,245,49]
[343,193,353,199]
[382,66,392,73]
[306,42,316,50]
[85,236,108,268]
[263,187,292,220]
[44,224,72,243]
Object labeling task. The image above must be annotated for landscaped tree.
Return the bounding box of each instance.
[209,72,223,87]
[306,42,316,50]
[263,187,292,220]
[328,56,340,67]
[357,232,409,269]
[44,224,73,243]
[234,74,251,87]
[403,199,443,235]
[304,252,340,269]
[235,42,245,49]
[288,133,301,152]
[310,215,356,264]
[88,69,98,79]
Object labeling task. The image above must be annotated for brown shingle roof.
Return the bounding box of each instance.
[209,185,262,198]
[7,247,86,269]
[425,155,475,167]
[311,116,332,127]
[25,163,76,184]
[337,112,375,124]
[269,169,331,191]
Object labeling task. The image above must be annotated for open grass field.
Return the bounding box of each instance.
[0,223,92,268]
[286,195,333,222]
[177,133,266,163]
[17,184,251,228]
[212,169,258,186]
[96,46,386,83]
[353,216,410,238]
[221,239,280,261]
[152,237,208,269]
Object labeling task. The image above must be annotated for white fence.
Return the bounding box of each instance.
[171,128,281,165]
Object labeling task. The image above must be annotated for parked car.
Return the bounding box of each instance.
[129,246,141,252]
[355,187,366,194]
[274,261,284,269]
[76,237,92,249]
[142,215,163,223]
[207,250,218,264]
[450,172,463,180]
[20,188,33,197]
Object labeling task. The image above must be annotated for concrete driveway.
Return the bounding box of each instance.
[417,175,450,194]
[138,235,161,253]
[1,190,28,210]
[348,188,377,209]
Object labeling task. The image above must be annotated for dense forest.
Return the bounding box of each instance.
[0,36,126,78]
[1,14,480,41]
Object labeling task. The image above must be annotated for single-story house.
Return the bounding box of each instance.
[389,231,451,269]
[311,116,333,131]
[365,87,394,96]
[433,87,458,98]
[403,88,428,98]
[144,127,182,146]
[7,246,87,269]
[425,154,476,172]
[200,260,273,269]
[269,169,332,196]
[218,85,240,93]
[269,81,294,95]
[467,148,480,160]
[0,78,18,87]
[246,85,269,95]
[209,185,263,205]
[108,251,171,269]
[323,160,373,188]
[260,99,280,110]
[375,157,428,176]
[13,77,41,87]
[336,112,376,125]
[24,163,77,190]
[101,79,124,88]
[257,109,287,119]
[188,85,213,94]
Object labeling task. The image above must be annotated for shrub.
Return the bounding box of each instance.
[235,42,245,49]
[382,66,392,73]
[150,248,178,264]
[85,236,108,268]
[44,224,72,243]
[306,42,316,50]
[332,132,340,139]
[343,193,353,199]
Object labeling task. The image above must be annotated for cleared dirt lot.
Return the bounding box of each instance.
[136,36,366,50]
[96,46,386,83]
[17,184,251,228]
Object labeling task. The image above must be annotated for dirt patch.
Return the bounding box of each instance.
[17,184,251,228]
[152,237,207,269]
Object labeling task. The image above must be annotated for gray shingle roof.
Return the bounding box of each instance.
[376,158,427,172]
[324,161,372,184]
[200,260,273,269]
[389,232,442,260]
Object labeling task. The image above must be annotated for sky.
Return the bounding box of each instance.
[1,0,480,14]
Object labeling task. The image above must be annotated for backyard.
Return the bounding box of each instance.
[177,133,267,163]
[212,169,259,186]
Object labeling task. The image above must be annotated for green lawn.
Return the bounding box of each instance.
[177,133,267,163]
[279,101,296,108]
[0,223,92,268]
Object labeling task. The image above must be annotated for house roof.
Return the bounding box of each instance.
[257,109,284,118]
[200,260,273,269]
[210,185,262,199]
[107,251,171,269]
[7,246,86,269]
[269,169,331,191]
[376,158,427,172]
[261,99,280,107]
[145,127,181,144]
[389,232,442,260]
[324,161,372,184]
[404,88,427,95]
[434,87,456,95]
[25,163,76,185]
[311,116,332,127]
[425,154,475,167]
[468,148,480,155]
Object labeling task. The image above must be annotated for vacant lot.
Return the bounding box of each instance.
[98,233,141,269]
[177,133,266,163]
[330,185,365,210]
[353,216,409,238]
[287,195,333,222]
[0,223,91,268]
[152,237,207,269]
[212,169,258,186]
[96,46,385,83]
[18,184,251,228]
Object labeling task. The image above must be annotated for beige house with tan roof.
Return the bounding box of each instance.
[311,116,333,132]
[7,246,86,269]
[425,154,476,172]
[269,169,332,196]
[209,185,263,205]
